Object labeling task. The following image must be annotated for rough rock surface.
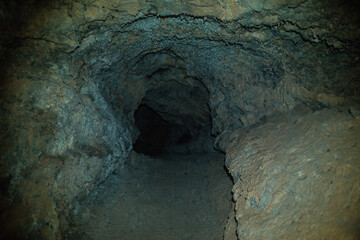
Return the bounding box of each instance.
[0,0,359,239]
[223,107,360,239]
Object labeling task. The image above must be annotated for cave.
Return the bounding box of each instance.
[133,104,195,156]
[0,1,360,240]
[133,104,172,156]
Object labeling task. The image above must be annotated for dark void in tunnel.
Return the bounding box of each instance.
[133,104,193,156]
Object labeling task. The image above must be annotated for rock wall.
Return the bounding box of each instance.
[0,41,133,238]
[222,106,360,239]
[0,0,359,239]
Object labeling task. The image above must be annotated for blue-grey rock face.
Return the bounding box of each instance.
[0,0,359,239]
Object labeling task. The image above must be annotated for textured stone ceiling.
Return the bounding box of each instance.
[2,2,360,136]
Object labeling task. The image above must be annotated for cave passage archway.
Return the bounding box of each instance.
[125,50,215,157]
[132,72,214,156]
[133,103,193,156]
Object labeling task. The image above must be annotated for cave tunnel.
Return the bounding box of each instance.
[132,63,213,157]
[133,103,173,156]
[0,1,360,240]
[133,104,195,156]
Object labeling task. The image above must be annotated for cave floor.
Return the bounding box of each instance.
[69,152,232,240]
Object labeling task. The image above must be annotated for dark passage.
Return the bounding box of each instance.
[68,65,234,239]
[133,104,193,156]
[133,104,171,156]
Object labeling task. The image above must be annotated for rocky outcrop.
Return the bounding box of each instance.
[0,0,359,239]
[223,106,360,239]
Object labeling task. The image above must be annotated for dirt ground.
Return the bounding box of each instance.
[68,152,233,240]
